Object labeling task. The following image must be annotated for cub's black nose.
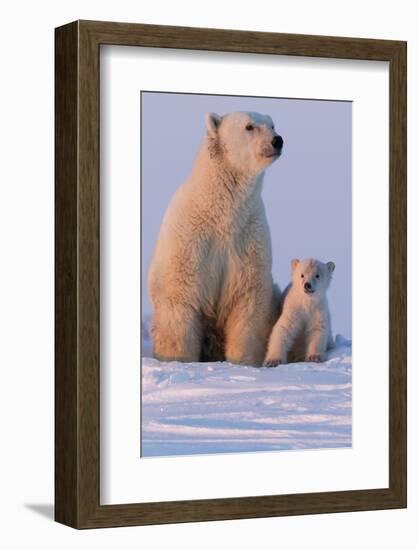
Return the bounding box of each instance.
[304,282,311,291]
[272,135,284,150]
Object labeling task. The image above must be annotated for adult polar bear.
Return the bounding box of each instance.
[148,111,284,366]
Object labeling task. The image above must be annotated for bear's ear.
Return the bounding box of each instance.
[206,112,222,135]
[291,259,300,271]
[327,261,335,273]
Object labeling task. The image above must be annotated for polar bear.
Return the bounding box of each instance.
[264,258,335,367]
[148,111,284,366]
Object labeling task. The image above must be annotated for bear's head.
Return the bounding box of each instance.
[206,111,283,176]
[291,258,335,299]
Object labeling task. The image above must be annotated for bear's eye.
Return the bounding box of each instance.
[301,274,304,278]
[316,274,320,279]
[271,124,275,130]
[245,123,254,131]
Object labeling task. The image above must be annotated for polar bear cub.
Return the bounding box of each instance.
[264,258,335,367]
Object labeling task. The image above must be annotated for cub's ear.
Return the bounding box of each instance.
[327,261,335,273]
[291,259,300,271]
[206,112,222,134]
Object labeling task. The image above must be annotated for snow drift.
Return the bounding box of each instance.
[141,317,352,458]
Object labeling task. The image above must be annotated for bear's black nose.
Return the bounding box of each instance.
[272,135,283,150]
[304,282,311,291]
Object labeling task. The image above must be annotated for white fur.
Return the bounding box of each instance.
[148,111,283,366]
[264,258,335,366]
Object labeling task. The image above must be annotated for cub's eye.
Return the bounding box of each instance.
[271,124,275,130]
[245,123,254,131]
[316,274,320,279]
[301,274,304,278]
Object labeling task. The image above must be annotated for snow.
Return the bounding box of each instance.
[141,318,352,458]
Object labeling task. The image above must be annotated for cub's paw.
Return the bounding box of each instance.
[306,352,325,363]
[263,358,283,368]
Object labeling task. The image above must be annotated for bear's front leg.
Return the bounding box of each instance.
[263,317,297,367]
[151,303,202,363]
[224,303,272,368]
[305,322,328,363]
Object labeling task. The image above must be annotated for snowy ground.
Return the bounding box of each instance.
[141,319,352,458]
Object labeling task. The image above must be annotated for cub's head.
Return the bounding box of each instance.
[206,111,283,176]
[291,258,335,299]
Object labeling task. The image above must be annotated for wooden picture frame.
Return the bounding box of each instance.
[55,20,407,529]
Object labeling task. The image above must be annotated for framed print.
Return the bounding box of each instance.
[55,20,407,528]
